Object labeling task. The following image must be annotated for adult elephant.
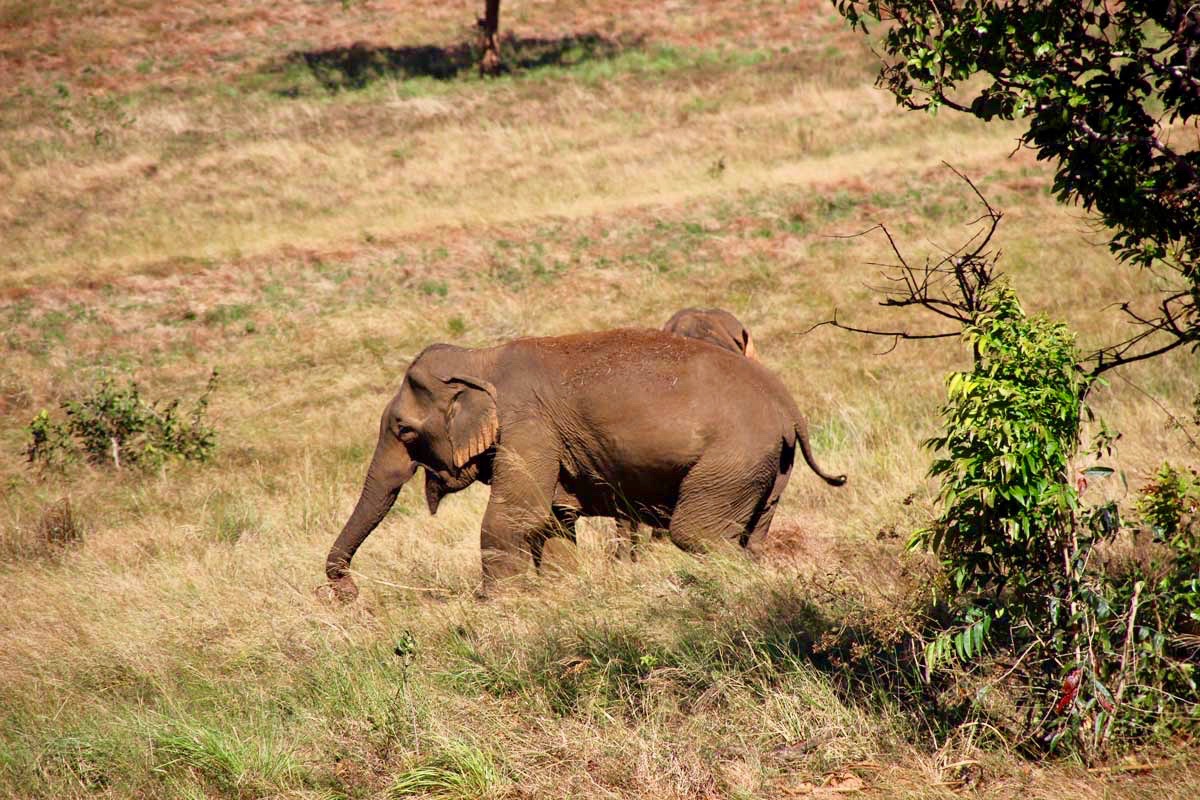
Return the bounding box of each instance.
[603,307,760,559]
[325,329,845,600]
[426,307,761,561]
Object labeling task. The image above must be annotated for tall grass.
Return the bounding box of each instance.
[0,1,1196,798]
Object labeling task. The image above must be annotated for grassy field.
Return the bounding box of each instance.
[1,1,1196,798]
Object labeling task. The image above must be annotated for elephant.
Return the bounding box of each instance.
[662,307,758,360]
[325,328,846,600]
[609,308,759,559]
[420,451,586,568]
[424,308,761,562]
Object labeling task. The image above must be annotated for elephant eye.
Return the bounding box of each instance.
[395,422,419,442]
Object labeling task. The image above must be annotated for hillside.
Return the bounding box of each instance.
[0,2,1196,798]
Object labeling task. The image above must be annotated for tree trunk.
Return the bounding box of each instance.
[478,0,502,76]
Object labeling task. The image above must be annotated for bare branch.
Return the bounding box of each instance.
[803,313,959,342]
[1086,291,1197,376]
[805,165,1003,344]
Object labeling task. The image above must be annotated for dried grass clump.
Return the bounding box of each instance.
[0,497,83,562]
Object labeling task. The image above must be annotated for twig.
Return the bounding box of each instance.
[1110,371,1200,453]
[358,573,451,594]
[1101,580,1143,746]
[804,165,1003,346]
[1087,760,1173,774]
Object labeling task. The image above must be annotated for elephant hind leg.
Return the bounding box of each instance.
[743,443,794,551]
[530,502,580,572]
[666,454,775,554]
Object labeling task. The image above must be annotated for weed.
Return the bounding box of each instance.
[206,491,263,545]
[489,262,525,290]
[420,280,449,298]
[0,497,84,562]
[37,496,82,549]
[203,304,252,326]
[813,191,858,221]
[38,732,118,791]
[24,370,219,472]
[46,84,136,148]
[151,720,306,795]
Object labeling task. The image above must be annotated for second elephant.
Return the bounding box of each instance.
[662,307,758,360]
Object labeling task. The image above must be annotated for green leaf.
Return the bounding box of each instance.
[1082,466,1114,478]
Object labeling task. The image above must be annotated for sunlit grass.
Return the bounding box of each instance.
[0,1,1196,798]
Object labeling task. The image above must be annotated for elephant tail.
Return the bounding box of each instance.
[794,417,846,487]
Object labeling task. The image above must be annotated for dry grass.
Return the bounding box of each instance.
[0,1,1197,798]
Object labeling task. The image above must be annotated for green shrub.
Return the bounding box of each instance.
[917,283,1087,603]
[1117,465,1200,730]
[24,370,219,472]
[912,282,1199,756]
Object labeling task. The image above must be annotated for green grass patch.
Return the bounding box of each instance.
[151,719,307,796]
[390,740,505,799]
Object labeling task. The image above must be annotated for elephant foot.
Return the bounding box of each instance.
[320,575,359,603]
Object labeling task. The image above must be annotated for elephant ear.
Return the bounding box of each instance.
[442,375,499,469]
[742,328,758,360]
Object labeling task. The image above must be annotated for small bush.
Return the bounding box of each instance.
[24,370,218,472]
[1119,464,1200,723]
[911,282,1200,757]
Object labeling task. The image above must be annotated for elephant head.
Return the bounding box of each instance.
[325,344,498,600]
[662,307,758,359]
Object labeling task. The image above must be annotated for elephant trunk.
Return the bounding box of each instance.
[325,437,416,601]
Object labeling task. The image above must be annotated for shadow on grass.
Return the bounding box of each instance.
[285,32,636,92]
[444,569,970,739]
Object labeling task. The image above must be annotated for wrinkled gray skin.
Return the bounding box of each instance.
[602,308,762,559]
[422,308,761,562]
[326,328,846,600]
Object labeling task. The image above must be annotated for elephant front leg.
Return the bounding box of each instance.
[478,444,560,591]
[479,501,558,589]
